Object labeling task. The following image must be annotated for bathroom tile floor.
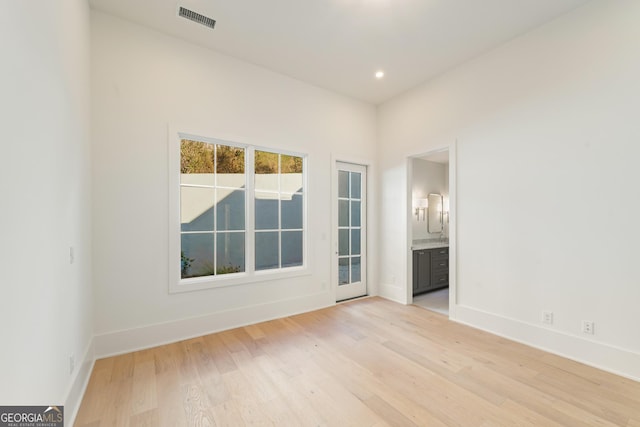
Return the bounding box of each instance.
[413,287,449,315]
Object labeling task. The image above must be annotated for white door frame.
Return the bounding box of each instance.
[406,141,457,318]
[333,161,368,302]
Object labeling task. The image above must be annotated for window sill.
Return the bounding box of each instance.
[169,266,309,294]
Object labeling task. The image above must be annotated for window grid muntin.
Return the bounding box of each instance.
[338,170,362,285]
[180,140,246,278]
[254,150,304,271]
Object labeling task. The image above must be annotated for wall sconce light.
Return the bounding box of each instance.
[414,198,428,221]
[442,197,450,224]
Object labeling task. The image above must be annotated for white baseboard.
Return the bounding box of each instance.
[64,338,95,427]
[452,304,640,382]
[94,292,333,358]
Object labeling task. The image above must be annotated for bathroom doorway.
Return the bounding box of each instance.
[408,146,455,317]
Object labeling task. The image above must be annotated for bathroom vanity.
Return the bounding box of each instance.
[412,240,448,295]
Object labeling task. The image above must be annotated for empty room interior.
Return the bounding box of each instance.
[2,0,640,425]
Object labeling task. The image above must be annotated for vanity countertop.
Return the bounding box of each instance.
[411,239,449,250]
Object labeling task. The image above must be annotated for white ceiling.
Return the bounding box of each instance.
[89,0,590,104]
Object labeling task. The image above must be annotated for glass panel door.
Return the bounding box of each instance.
[335,162,367,301]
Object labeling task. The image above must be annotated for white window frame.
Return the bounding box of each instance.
[168,130,309,293]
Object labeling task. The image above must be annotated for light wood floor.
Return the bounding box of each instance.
[74,297,640,426]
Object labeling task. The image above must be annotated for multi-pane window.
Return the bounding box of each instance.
[176,136,305,286]
[254,151,304,270]
[180,140,246,278]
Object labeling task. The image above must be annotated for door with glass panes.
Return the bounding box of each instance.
[335,162,367,301]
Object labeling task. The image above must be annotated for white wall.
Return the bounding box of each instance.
[91,11,377,356]
[0,0,93,417]
[378,0,640,379]
[411,159,447,240]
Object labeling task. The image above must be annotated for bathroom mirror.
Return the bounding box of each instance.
[427,193,443,233]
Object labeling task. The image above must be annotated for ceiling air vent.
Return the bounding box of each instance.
[178,6,216,30]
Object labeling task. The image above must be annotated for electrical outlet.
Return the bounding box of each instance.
[69,355,75,375]
[542,311,554,325]
[582,320,595,335]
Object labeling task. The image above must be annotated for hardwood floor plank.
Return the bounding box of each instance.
[202,333,238,375]
[253,353,328,427]
[73,358,115,425]
[155,370,188,427]
[496,399,565,427]
[218,329,249,354]
[302,360,387,427]
[130,359,158,416]
[290,370,366,427]
[462,360,619,426]
[110,353,135,383]
[182,382,216,426]
[362,395,419,427]
[210,400,245,427]
[229,350,279,403]
[99,378,134,427]
[243,323,267,341]
[153,342,181,375]
[305,327,451,426]
[129,409,159,427]
[381,339,507,406]
[230,327,266,358]
[532,372,637,425]
[75,297,640,427]
[222,369,274,426]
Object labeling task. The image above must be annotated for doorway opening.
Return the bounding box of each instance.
[408,147,455,317]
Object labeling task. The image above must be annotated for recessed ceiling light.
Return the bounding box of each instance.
[375,70,385,79]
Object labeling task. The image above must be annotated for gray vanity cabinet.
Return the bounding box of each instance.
[413,247,449,295]
[413,250,431,294]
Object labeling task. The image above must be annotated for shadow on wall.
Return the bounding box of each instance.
[181,184,303,277]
